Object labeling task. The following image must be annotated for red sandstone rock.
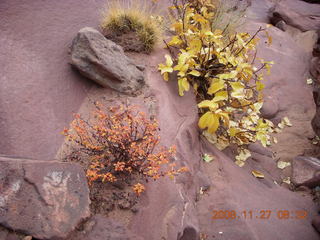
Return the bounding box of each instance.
[0,156,90,240]
[70,215,143,240]
[0,0,107,160]
[312,215,320,233]
[261,95,279,119]
[292,156,320,186]
[272,0,320,32]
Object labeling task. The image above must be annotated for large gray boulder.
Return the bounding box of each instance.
[70,27,145,94]
[0,156,90,240]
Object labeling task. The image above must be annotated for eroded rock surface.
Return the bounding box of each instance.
[271,0,320,33]
[0,0,105,159]
[70,215,143,240]
[292,156,320,186]
[0,156,90,240]
[70,27,145,94]
[197,141,319,240]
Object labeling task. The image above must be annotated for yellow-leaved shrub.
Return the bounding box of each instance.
[158,0,278,166]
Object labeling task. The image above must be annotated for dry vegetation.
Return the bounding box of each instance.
[100,0,164,53]
[63,103,187,195]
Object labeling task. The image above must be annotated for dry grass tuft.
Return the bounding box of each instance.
[101,0,164,53]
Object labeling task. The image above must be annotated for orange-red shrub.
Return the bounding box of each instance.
[63,103,187,195]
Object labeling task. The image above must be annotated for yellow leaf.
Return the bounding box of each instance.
[256,132,268,147]
[158,64,173,75]
[230,82,244,98]
[198,100,218,111]
[177,51,190,65]
[273,136,278,143]
[178,77,190,96]
[212,91,228,102]
[282,177,291,184]
[230,82,244,91]
[203,153,214,163]
[278,122,285,129]
[204,31,213,37]
[256,81,265,91]
[176,65,189,77]
[235,160,245,167]
[158,54,173,77]
[277,161,291,169]
[165,54,173,66]
[188,70,201,77]
[229,127,240,137]
[213,29,223,37]
[274,128,282,133]
[235,149,251,162]
[217,71,238,80]
[252,102,263,112]
[168,35,183,46]
[163,72,169,81]
[198,112,220,134]
[307,78,313,85]
[188,39,202,54]
[282,117,292,127]
[193,14,207,24]
[171,21,183,33]
[265,31,272,46]
[252,170,265,179]
[218,112,229,127]
[174,51,190,77]
[208,79,225,95]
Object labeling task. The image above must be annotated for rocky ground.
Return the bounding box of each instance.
[1,0,320,239]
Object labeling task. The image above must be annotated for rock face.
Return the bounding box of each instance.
[312,91,320,137]
[311,57,320,83]
[271,0,320,33]
[261,95,279,119]
[70,27,145,94]
[0,156,90,240]
[197,141,319,240]
[0,0,106,160]
[291,156,320,186]
[70,215,143,240]
[312,215,320,233]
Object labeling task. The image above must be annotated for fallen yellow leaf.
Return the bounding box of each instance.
[252,170,264,179]
[282,177,291,184]
[277,161,291,169]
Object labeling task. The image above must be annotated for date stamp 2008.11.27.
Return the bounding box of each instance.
[211,209,308,220]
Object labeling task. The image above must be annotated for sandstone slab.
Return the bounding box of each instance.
[198,141,319,240]
[0,156,90,240]
[272,0,320,32]
[70,215,143,240]
[291,156,320,186]
[0,0,105,160]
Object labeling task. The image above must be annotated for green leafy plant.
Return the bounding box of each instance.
[159,0,276,166]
